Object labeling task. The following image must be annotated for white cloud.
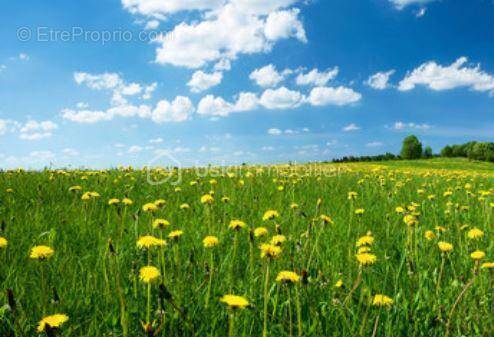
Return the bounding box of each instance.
[366,141,383,147]
[399,57,494,93]
[61,109,112,123]
[0,119,17,135]
[142,83,157,100]
[74,72,153,106]
[19,120,58,141]
[121,0,223,17]
[19,53,29,61]
[391,121,431,130]
[389,0,435,10]
[74,72,122,90]
[149,137,164,144]
[187,70,223,93]
[153,3,306,69]
[366,70,395,90]
[296,67,338,86]
[261,146,275,151]
[128,145,143,153]
[234,92,259,111]
[145,20,160,30]
[76,102,89,109]
[416,8,426,17]
[29,151,55,161]
[197,95,233,117]
[267,128,282,135]
[264,8,306,42]
[151,96,194,123]
[307,86,361,106]
[342,123,360,132]
[259,86,303,109]
[250,64,285,88]
[0,65,6,73]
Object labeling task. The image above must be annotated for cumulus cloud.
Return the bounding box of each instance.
[128,145,143,154]
[366,70,395,90]
[342,123,360,132]
[296,67,338,86]
[74,72,157,106]
[151,96,194,123]
[399,57,494,93]
[390,121,431,130]
[62,99,192,124]
[267,128,282,135]
[389,0,435,10]
[19,120,58,140]
[154,3,306,69]
[307,86,362,106]
[264,8,306,42]
[187,70,223,93]
[197,95,234,117]
[249,64,285,88]
[259,87,303,109]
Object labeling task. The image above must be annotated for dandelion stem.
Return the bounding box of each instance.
[263,261,271,337]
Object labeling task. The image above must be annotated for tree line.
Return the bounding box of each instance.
[332,135,494,163]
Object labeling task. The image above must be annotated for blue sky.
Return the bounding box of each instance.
[1,0,494,168]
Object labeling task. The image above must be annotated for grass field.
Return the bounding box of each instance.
[1,158,494,337]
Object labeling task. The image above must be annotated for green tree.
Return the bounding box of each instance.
[423,146,433,159]
[440,145,453,157]
[400,135,423,160]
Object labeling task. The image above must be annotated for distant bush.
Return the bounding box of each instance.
[439,141,494,163]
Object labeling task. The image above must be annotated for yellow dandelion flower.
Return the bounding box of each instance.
[220,295,250,309]
[68,185,82,192]
[395,206,405,214]
[0,237,7,249]
[139,266,161,283]
[276,271,300,283]
[154,199,166,207]
[137,235,166,249]
[122,198,133,205]
[270,235,286,246]
[357,246,371,254]
[254,227,268,238]
[37,314,69,333]
[320,214,334,224]
[221,196,230,203]
[470,250,486,260]
[481,262,494,269]
[168,230,183,240]
[201,194,214,204]
[467,227,484,240]
[142,203,158,212]
[354,208,365,216]
[355,253,377,266]
[372,294,393,308]
[108,198,120,206]
[263,210,280,221]
[203,236,219,248]
[403,214,418,226]
[424,230,436,241]
[152,218,170,230]
[229,220,247,231]
[81,192,91,201]
[30,245,55,260]
[260,243,282,259]
[290,203,299,209]
[356,235,374,247]
[348,191,358,200]
[180,203,190,210]
[438,241,453,253]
